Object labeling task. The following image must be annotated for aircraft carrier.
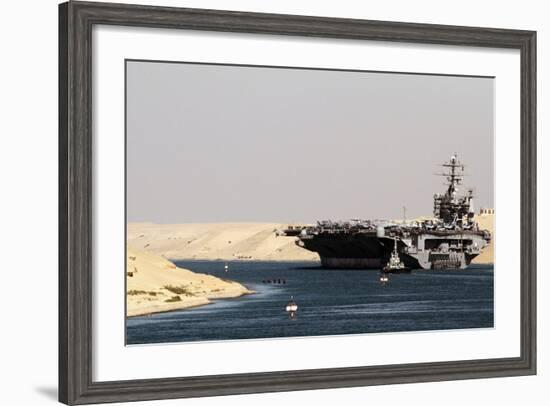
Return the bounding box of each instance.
[278,155,491,270]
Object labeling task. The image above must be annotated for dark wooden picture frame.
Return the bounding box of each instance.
[59,1,536,404]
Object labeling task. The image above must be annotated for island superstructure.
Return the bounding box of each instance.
[279,155,491,270]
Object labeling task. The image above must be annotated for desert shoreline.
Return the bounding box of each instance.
[127,290,253,318]
[126,246,254,317]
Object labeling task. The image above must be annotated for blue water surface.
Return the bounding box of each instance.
[126,261,494,345]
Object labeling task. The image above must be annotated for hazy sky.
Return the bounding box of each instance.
[126,60,494,224]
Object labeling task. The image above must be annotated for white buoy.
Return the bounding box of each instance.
[285,296,298,318]
[285,303,298,312]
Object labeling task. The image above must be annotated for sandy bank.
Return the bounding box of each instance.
[127,222,319,262]
[126,246,253,317]
[471,213,494,265]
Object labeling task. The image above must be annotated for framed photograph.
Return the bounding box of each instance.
[59,1,536,404]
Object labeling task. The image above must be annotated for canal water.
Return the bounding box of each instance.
[126,261,494,345]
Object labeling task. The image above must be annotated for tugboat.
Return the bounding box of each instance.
[382,238,411,274]
[285,296,298,319]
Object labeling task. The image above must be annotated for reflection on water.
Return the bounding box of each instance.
[126,261,494,345]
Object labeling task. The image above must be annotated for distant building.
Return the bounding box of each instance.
[479,208,494,215]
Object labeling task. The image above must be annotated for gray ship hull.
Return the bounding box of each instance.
[298,231,485,270]
[299,233,421,270]
[320,256,383,269]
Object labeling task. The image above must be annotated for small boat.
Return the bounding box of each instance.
[224,263,229,272]
[285,297,298,312]
[382,238,412,274]
[285,296,298,318]
[379,273,389,284]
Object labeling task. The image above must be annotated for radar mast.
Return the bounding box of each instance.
[433,154,474,228]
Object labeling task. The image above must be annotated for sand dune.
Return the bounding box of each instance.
[471,213,494,264]
[127,222,319,262]
[126,246,253,317]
